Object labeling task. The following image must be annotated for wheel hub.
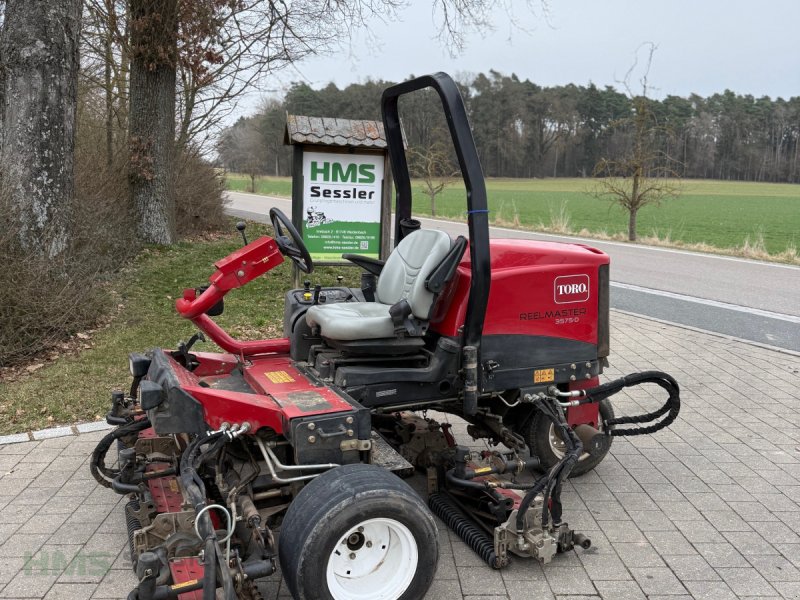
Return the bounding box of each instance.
[326,517,418,600]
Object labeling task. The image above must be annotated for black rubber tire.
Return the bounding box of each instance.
[278,464,439,600]
[525,399,614,477]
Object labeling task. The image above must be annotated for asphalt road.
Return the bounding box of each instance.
[226,191,800,353]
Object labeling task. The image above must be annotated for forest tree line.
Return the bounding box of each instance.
[218,71,800,184]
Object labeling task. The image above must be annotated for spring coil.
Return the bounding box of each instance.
[124,500,143,570]
[428,492,505,569]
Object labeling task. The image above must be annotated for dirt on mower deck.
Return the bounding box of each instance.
[1,311,800,599]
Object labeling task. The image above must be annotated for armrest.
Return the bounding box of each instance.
[425,236,467,293]
[342,254,386,276]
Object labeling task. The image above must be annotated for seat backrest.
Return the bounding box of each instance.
[376,229,452,319]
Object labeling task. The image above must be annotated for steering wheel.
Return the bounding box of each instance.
[269,208,313,274]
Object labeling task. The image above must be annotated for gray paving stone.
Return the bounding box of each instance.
[612,541,665,568]
[746,554,800,582]
[716,567,779,596]
[0,571,59,598]
[0,533,51,558]
[721,530,779,557]
[683,580,739,600]
[770,580,800,598]
[457,567,506,596]
[629,567,687,596]
[424,578,463,599]
[644,530,695,555]
[694,542,751,568]
[43,583,98,600]
[90,569,137,598]
[663,554,719,581]
[593,580,646,600]
[503,578,553,600]
[542,566,596,596]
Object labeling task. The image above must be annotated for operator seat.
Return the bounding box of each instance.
[305,229,453,342]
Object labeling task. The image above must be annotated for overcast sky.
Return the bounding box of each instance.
[255,0,798,106]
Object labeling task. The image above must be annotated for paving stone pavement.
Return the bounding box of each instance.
[1,311,800,599]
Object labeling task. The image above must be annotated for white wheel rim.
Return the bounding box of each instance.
[325,517,419,600]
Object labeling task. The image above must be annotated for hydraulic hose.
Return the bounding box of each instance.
[90,418,152,488]
[581,371,681,436]
[516,397,582,532]
[178,432,236,600]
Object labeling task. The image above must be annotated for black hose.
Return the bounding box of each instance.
[582,370,680,436]
[178,432,236,600]
[429,492,506,569]
[202,537,216,600]
[90,418,152,488]
[516,397,582,532]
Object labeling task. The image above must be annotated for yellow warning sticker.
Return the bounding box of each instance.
[534,368,555,384]
[473,466,493,475]
[171,579,200,590]
[265,370,295,384]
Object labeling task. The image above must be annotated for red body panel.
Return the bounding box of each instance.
[168,558,204,600]
[431,239,609,345]
[161,352,353,435]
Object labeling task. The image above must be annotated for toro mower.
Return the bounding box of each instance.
[91,73,681,600]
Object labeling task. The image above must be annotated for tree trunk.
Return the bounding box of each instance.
[629,173,640,241]
[628,208,638,242]
[0,0,82,258]
[128,0,178,245]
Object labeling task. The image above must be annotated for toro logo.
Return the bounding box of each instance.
[554,274,590,304]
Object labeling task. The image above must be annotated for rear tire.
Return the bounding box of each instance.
[525,399,614,477]
[278,464,439,600]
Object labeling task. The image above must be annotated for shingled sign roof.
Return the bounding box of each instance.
[284,115,387,149]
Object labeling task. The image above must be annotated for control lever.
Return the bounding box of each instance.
[186,331,206,352]
[236,221,248,246]
[312,284,322,305]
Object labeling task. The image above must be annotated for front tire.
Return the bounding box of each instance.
[279,464,439,600]
[525,399,614,477]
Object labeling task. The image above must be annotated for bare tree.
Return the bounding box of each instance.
[0,0,83,257]
[592,44,682,241]
[88,0,549,245]
[409,143,458,217]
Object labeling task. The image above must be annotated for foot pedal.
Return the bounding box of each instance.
[370,431,414,477]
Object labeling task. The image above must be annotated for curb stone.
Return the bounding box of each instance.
[0,420,114,445]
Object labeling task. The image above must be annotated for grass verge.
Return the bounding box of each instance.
[0,222,358,435]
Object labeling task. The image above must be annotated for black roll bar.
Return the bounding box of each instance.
[381,73,491,390]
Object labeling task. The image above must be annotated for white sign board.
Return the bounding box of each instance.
[301,151,384,261]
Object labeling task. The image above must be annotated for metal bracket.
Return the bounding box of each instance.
[339,439,371,452]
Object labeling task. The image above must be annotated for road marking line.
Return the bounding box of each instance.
[612,282,800,324]
[612,309,800,358]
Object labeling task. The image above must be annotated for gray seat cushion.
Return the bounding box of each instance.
[303,302,396,340]
[306,229,452,341]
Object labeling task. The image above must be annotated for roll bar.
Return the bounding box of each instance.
[381,73,491,385]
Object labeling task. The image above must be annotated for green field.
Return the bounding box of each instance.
[226,175,800,259]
